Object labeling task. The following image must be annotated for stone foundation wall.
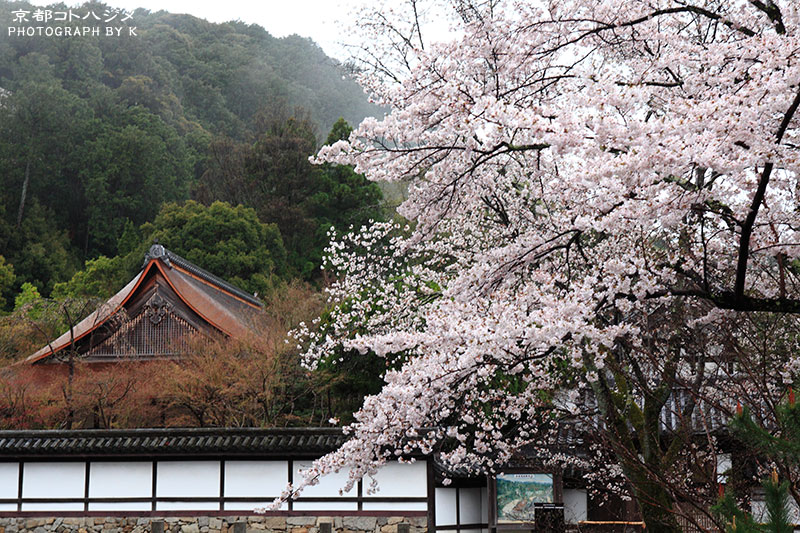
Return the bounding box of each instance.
[0,516,427,533]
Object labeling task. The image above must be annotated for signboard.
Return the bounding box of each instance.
[495,473,554,524]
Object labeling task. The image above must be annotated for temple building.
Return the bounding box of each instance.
[25,243,263,364]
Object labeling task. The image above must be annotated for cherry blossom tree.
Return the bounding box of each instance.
[289,1,800,531]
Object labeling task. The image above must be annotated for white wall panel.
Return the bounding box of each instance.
[0,504,15,511]
[21,503,83,511]
[460,487,483,524]
[751,500,767,522]
[0,464,17,499]
[225,461,287,497]
[156,500,219,511]
[717,454,732,484]
[364,461,427,498]
[224,501,288,511]
[362,501,427,511]
[564,489,588,524]
[88,502,151,511]
[292,501,359,511]
[156,461,219,498]
[435,487,458,526]
[293,461,354,497]
[90,462,151,498]
[23,463,84,499]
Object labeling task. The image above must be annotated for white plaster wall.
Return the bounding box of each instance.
[224,501,288,511]
[23,463,84,499]
[361,501,428,511]
[751,498,800,524]
[293,461,355,497]
[293,501,359,511]
[89,462,151,498]
[156,501,219,511]
[435,488,458,526]
[0,464,17,499]
[21,503,83,511]
[88,502,151,511]
[363,461,427,498]
[716,454,731,484]
[460,487,483,524]
[224,461,288,497]
[563,489,588,524]
[0,504,15,511]
[156,461,220,498]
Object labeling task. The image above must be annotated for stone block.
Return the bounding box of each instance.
[342,518,377,532]
[181,524,200,533]
[208,520,222,531]
[197,519,209,529]
[290,528,308,533]
[286,518,315,527]
[261,517,285,531]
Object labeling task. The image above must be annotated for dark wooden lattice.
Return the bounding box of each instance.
[84,292,197,359]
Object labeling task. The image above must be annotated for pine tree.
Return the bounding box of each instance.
[713,390,799,532]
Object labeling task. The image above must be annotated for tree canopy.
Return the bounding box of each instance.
[0,0,381,302]
[296,1,800,531]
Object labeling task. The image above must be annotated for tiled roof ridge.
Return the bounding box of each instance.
[0,427,349,458]
[0,427,344,438]
[144,243,263,308]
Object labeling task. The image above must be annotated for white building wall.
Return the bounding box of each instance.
[563,489,588,524]
[0,459,429,513]
[225,460,288,497]
[157,461,220,498]
[90,462,151,499]
[23,463,84,499]
[364,462,427,498]
[435,488,458,526]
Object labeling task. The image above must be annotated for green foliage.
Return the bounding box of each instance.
[764,476,793,533]
[713,487,762,533]
[80,106,193,255]
[0,202,79,297]
[730,401,800,468]
[0,0,380,294]
[719,394,800,532]
[313,118,384,234]
[51,256,128,300]
[713,476,792,533]
[142,200,289,297]
[13,282,42,318]
[0,256,14,311]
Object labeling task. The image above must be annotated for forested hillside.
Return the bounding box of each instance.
[0,0,386,307]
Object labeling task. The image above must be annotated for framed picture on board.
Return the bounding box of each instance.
[488,469,563,529]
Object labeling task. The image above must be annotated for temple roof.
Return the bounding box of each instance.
[26,244,264,364]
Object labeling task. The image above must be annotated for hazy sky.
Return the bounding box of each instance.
[28,0,357,59]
